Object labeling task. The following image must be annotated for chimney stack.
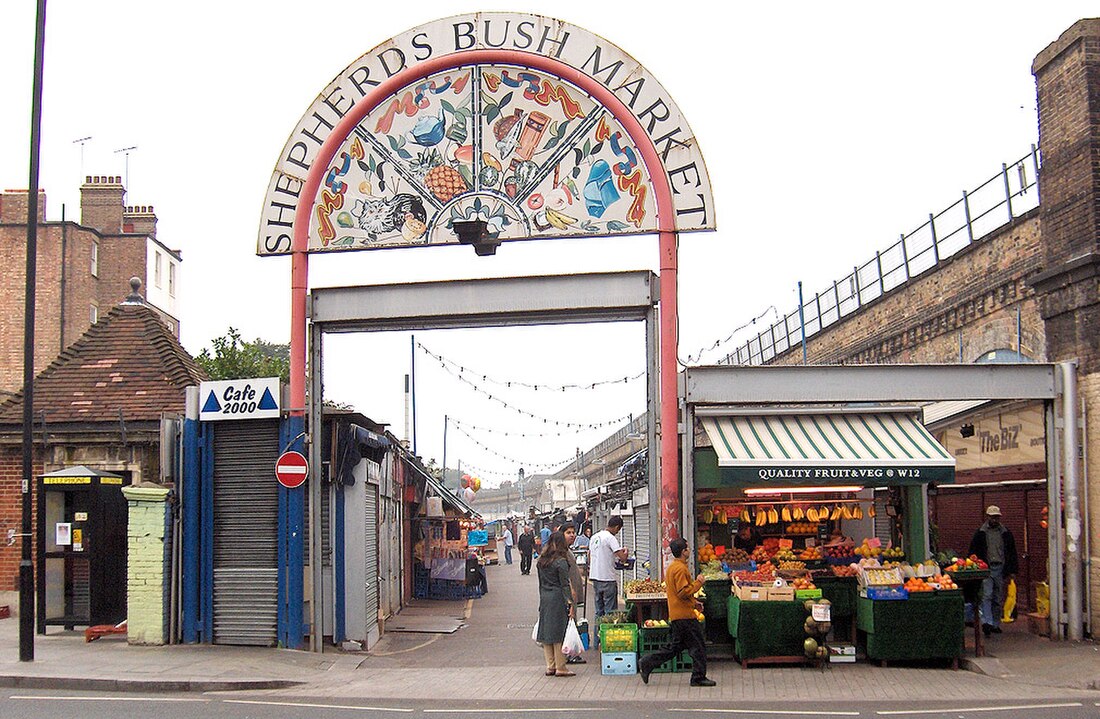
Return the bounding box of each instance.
[123,204,157,238]
[79,175,125,234]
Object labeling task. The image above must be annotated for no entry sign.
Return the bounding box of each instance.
[275,451,309,489]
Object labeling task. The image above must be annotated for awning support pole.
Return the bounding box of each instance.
[1062,361,1083,641]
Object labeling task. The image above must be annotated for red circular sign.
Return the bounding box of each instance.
[275,451,309,489]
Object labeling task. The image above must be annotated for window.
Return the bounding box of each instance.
[168,262,176,297]
[90,303,98,324]
[90,242,99,277]
[154,251,162,288]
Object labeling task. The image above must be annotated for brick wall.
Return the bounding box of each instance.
[1033,18,1100,633]
[0,446,42,610]
[122,484,171,645]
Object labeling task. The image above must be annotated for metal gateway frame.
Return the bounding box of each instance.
[307,270,662,652]
[680,362,1082,640]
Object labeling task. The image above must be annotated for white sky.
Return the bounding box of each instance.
[2,2,1095,486]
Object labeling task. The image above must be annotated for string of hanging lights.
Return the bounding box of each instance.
[417,341,644,391]
[679,305,779,365]
[449,415,625,438]
[430,358,634,429]
[450,423,577,471]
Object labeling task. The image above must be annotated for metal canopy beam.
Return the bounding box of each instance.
[684,363,1059,404]
[310,271,658,332]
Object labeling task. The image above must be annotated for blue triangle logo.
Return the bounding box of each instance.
[258,388,278,410]
[201,391,221,413]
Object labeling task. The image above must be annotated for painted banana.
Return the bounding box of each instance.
[545,208,578,229]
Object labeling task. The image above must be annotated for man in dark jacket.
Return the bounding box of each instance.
[968,505,1019,636]
[517,525,536,575]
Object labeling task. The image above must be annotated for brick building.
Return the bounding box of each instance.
[0,294,205,611]
[718,19,1100,626]
[0,176,182,400]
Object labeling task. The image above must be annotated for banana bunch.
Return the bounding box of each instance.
[739,507,751,523]
[703,509,714,523]
[806,507,819,523]
[868,504,876,518]
[781,506,792,523]
[792,505,804,520]
[545,208,578,229]
[852,504,864,520]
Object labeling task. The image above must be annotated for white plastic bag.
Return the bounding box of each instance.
[562,619,584,655]
[531,620,540,643]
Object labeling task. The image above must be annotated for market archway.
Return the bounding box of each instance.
[259,13,715,648]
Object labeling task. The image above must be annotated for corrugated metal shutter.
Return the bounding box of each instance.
[873,495,892,546]
[212,420,279,646]
[634,505,650,580]
[365,483,379,641]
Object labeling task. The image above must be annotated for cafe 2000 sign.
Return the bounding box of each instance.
[199,378,282,422]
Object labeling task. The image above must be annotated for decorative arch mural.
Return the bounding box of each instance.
[258,13,714,254]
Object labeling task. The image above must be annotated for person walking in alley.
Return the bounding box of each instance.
[638,538,715,687]
[536,531,577,677]
[502,523,514,565]
[589,516,629,629]
[562,524,587,665]
[517,524,536,575]
[969,505,1019,637]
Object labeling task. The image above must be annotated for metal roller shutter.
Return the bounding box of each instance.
[634,505,650,580]
[364,484,379,642]
[212,420,279,646]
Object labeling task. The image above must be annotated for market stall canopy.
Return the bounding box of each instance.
[696,410,954,487]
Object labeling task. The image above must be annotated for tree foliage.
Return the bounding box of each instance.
[196,328,290,383]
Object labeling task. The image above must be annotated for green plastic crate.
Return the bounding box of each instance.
[638,626,693,673]
[598,622,637,652]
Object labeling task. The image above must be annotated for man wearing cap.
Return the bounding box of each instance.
[968,505,1019,637]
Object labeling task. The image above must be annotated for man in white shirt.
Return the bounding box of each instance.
[502,524,514,565]
[589,516,629,628]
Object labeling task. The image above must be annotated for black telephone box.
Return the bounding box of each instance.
[36,466,129,632]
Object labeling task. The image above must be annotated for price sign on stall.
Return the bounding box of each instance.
[812,603,832,623]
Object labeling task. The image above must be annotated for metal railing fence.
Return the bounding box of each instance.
[721,147,1041,366]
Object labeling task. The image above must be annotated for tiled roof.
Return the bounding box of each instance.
[0,302,207,424]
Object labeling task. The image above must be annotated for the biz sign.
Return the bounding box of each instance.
[199,377,281,421]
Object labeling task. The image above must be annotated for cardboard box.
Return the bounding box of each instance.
[737,584,768,601]
[829,643,856,663]
[767,586,795,602]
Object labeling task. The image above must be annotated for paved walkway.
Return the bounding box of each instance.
[2,563,1099,703]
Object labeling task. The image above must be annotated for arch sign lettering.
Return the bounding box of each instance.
[258,13,714,254]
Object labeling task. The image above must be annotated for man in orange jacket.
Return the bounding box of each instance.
[638,538,715,686]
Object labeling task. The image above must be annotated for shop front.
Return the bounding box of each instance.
[689,407,965,666]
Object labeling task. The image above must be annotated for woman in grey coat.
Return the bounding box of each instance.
[536,531,576,676]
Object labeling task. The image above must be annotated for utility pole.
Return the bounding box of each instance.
[21,0,48,663]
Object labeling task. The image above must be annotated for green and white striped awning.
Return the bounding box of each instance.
[699,411,954,486]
